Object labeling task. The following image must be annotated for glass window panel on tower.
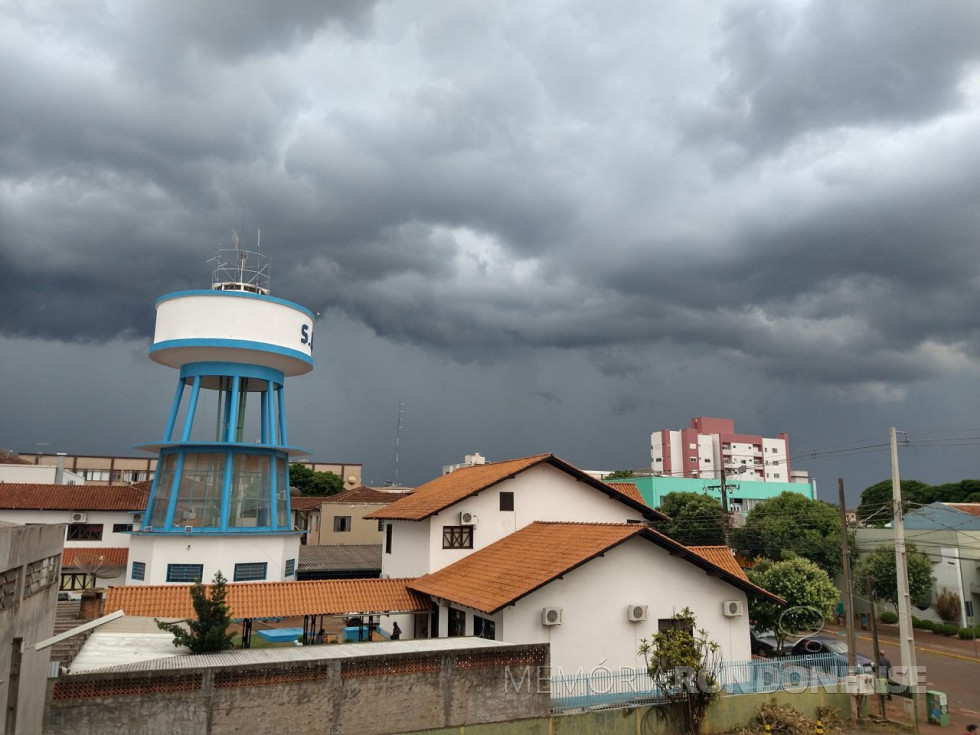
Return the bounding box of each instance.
[174,452,225,528]
[275,456,288,528]
[228,454,271,528]
[149,454,177,527]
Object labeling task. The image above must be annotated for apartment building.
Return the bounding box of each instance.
[651,417,797,483]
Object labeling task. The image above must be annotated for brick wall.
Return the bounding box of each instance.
[43,644,550,735]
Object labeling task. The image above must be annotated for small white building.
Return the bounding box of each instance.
[0,484,147,590]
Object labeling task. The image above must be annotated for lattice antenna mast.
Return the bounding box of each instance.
[207,230,271,295]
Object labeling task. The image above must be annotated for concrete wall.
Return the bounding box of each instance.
[1,523,65,735]
[415,689,853,735]
[43,644,550,735]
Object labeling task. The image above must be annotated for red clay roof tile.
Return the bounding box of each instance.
[62,547,129,568]
[410,522,780,614]
[0,484,148,511]
[104,578,429,619]
[410,522,642,613]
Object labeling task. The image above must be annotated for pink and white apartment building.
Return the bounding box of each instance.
[651,417,791,482]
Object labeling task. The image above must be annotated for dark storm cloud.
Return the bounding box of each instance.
[3,0,980,408]
[686,0,980,156]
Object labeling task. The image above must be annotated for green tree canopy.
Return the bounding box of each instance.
[652,492,726,546]
[851,544,933,610]
[156,570,235,654]
[732,492,843,573]
[855,478,980,525]
[855,479,931,525]
[289,463,345,496]
[747,555,839,653]
[604,469,636,480]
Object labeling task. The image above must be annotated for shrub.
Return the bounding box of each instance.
[879,611,898,624]
[958,628,976,640]
[911,616,921,627]
[938,623,958,637]
[934,588,961,624]
[918,619,935,632]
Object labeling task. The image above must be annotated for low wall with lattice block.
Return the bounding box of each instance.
[43,644,550,735]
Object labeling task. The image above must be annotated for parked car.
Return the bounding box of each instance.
[790,635,890,677]
[750,627,779,657]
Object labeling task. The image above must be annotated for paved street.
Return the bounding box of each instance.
[841,624,980,732]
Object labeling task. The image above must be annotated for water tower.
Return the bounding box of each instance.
[127,242,314,585]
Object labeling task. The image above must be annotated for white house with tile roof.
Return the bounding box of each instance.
[403,521,779,675]
[363,453,780,671]
[365,453,666,579]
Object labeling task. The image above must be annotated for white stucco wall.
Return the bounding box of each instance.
[126,533,300,585]
[0,465,85,484]
[421,463,646,574]
[380,521,430,578]
[0,510,140,549]
[496,536,751,675]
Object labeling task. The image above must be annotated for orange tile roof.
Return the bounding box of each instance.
[365,454,665,522]
[687,546,748,581]
[410,522,781,614]
[945,503,980,517]
[104,578,429,619]
[289,496,325,510]
[321,486,413,504]
[607,482,646,505]
[411,522,642,613]
[0,484,148,511]
[62,547,129,568]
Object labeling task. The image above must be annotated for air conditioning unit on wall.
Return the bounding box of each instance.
[71,512,87,523]
[542,607,563,626]
[458,510,478,526]
[723,600,744,617]
[132,512,144,524]
[627,604,648,622]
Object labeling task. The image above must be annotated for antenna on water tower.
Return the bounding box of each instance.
[394,401,405,485]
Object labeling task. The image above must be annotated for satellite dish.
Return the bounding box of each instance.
[347,475,357,485]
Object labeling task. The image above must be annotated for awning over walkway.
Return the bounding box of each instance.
[104,578,429,619]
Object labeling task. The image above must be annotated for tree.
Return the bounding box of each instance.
[732,492,843,573]
[638,608,721,735]
[855,479,931,525]
[156,570,235,654]
[652,492,726,546]
[289,463,344,496]
[747,556,838,654]
[851,544,933,610]
[604,469,636,480]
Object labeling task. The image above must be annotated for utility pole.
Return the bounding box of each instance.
[720,466,731,547]
[838,480,858,680]
[866,576,887,719]
[890,427,919,732]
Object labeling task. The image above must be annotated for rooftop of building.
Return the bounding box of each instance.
[364,453,665,523]
[410,521,778,615]
[0,483,149,511]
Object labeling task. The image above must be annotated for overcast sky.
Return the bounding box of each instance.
[2,1,979,502]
